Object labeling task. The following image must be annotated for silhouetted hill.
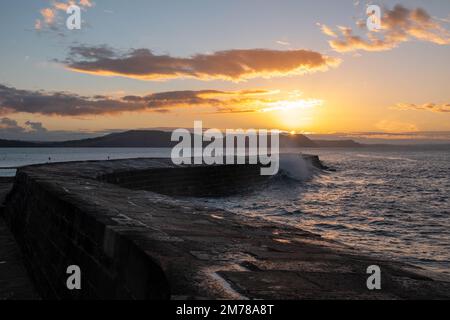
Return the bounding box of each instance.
[0,139,42,147]
[279,134,317,148]
[56,130,319,148]
[0,130,362,148]
[54,130,177,147]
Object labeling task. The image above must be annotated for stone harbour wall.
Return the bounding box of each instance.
[2,159,269,299]
[3,157,450,300]
[99,164,267,197]
[4,170,170,299]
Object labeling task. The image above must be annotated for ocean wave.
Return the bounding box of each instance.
[278,153,317,181]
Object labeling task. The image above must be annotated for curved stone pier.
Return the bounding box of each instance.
[2,158,450,299]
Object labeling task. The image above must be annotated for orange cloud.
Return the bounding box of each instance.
[393,102,450,113]
[317,23,337,38]
[320,5,450,52]
[79,0,93,8]
[64,46,341,81]
[0,84,321,116]
[52,2,72,11]
[35,1,95,30]
[40,8,56,24]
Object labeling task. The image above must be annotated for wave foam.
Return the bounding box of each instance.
[279,153,316,181]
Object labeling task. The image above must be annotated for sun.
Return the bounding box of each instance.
[259,98,323,113]
[259,98,323,131]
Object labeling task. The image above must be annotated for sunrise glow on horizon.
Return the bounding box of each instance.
[1,0,449,139]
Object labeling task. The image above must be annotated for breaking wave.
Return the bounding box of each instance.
[278,153,317,181]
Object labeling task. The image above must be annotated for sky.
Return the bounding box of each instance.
[0,0,449,141]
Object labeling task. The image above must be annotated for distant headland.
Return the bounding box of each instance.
[0,130,362,148]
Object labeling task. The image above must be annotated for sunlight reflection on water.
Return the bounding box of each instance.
[192,148,450,274]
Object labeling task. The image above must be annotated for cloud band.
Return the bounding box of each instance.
[64,46,340,81]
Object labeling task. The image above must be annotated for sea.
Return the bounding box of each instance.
[0,147,449,274]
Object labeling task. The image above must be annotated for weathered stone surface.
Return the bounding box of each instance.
[2,159,450,300]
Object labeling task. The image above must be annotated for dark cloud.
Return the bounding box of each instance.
[25,120,48,132]
[64,46,340,81]
[0,117,111,141]
[69,45,117,60]
[0,84,289,116]
[0,84,147,116]
[1,117,48,135]
[0,117,24,133]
